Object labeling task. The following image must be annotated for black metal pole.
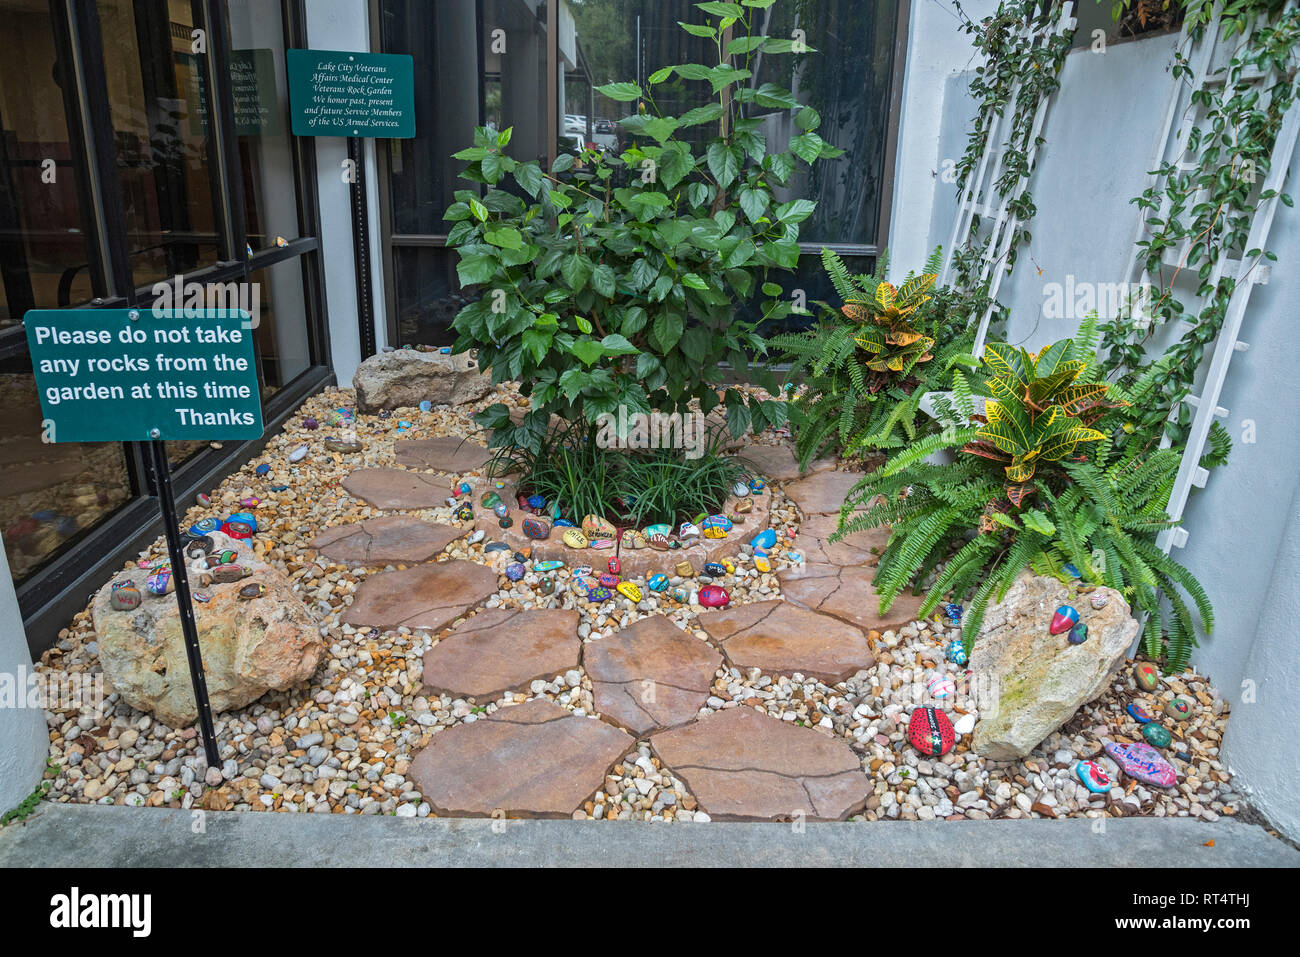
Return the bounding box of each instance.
[147,439,220,769]
[348,136,377,360]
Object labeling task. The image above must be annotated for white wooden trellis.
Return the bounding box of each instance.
[939,1,1078,357]
[1113,2,1300,553]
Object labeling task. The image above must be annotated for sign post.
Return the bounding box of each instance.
[24,307,264,768]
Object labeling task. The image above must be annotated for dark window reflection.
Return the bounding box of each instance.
[394,247,475,347]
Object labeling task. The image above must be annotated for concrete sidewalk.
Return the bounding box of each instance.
[1,803,1296,867]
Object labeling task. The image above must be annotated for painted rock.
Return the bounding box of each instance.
[493,503,509,519]
[750,529,777,550]
[590,538,614,550]
[145,568,174,596]
[698,585,730,608]
[1063,562,1081,578]
[522,518,551,540]
[1166,696,1193,721]
[538,576,555,596]
[212,550,238,565]
[221,519,254,539]
[598,572,619,589]
[1089,593,1109,610]
[288,444,309,463]
[607,557,621,575]
[946,639,968,666]
[324,438,362,453]
[748,477,766,494]
[943,603,964,623]
[1049,605,1080,635]
[549,501,563,520]
[255,464,271,477]
[527,494,546,511]
[671,586,689,603]
[211,564,248,584]
[561,527,589,549]
[908,706,955,756]
[453,504,474,522]
[926,674,955,699]
[484,542,511,553]
[419,400,432,412]
[678,522,700,540]
[754,555,772,574]
[302,417,318,430]
[533,560,563,573]
[1126,702,1154,724]
[1075,760,1112,794]
[481,491,502,509]
[589,586,612,602]
[454,482,472,498]
[643,524,671,539]
[572,576,600,598]
[505,562,526,582]
[616,581,642,602]
[573,565,593,578]
[703,562,727,577]
[238,582,267,600]
[734,498,753,515]
[183,535,215,559]
[109,581,141,611]
[647,574,668,592]
[1142,722,1173,749]
[703,514,733,532]
[195,492,212,507]
[787,549,803,564]
[620,529,647,550]
[467,529,486,545]
[189,517,222,536]
[554,518,575,527]
[1134,661,1160,691]
[269,484,288,492]
[1068,622,1088,645]
[732,481,750,497]
[580,514,615,539]
[648,534,671,551]
[193,591,212,603]
[703,525,727,540]
[675,560,695,578]
[1103,740,1177,787]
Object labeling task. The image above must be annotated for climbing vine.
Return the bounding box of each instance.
[1098,1,1300,451]
[949,0,1076,306]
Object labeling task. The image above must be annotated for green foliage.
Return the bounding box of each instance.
[770,248,987,468]
[832,335,1213,673]
[1,781,49,826]
[447,0,839,452]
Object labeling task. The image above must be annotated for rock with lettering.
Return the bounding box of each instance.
[352,348,491,412]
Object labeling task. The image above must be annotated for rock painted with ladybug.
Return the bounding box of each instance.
[908,706,955,756]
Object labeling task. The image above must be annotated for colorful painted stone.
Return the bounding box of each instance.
[493,502,509,519]
[1063,563,1081,579]
[926,674,956,699]
[1089,593,1109,610]
[145,568,173,596]
[573,565,593,578]
[189,517,221,536]
[481,491,502,509]
[561,527,589,549]
[195,492,212,507]
[534,560,563,573]
[269,484,288,492]
[1166,696,1193,721]
[699,585,730,608]
[538,576,555,596]
[549,501,563,520]
[183,535,215,559]
[1068,622,1089,645]
[240,496,261,509]
[643,524,671,539]
[324,437,362,453]
[522,518,551,540]
[453,482,472,498]
[1142,722,1173,749]
[211,564,247,584]
[675,560,695,578]
[419,400,433,412]
[648,534,670,551]
[943,603,964,623]
[616,581,642,602]
[671,586,689,603]
[732,481,751,497]
[647,574,668,592]
[748,477,766,494]
[598,572,619,589]
[946,639,968,666]
[505,562,526,582]
[703,514,733,533]
[1075,760,1112,794]
[302,417,318,430]
[467,529,485,545]
[734,498,753,515]
[221,519,254,539]
[751,529,777,550]
[238,582,267,600]
[703,562,727,577]
[1134,661,1160,691]
[1126,702,1154,723]
[590,538,614,549]
[606,557,621,575]
[703,525,727,540]
[527,494,546,511]
[787,550,804,565]
[908,706,955,756]
[499,517,513,528]
[754,555,772,574]
[554,518,575,527]
[1103,739,1178,787]
[454,503,474,522]
[678,522,700,540]
[620,529,647,550]
[193,591,212,603]
[255,464,271,477]
[572,576,599,598]
[1049,605,1080,635]
[580,514,616,539]
[109,581,141,611]
[589,586,612,602]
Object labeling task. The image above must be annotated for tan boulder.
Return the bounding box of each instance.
[352,349,491,412]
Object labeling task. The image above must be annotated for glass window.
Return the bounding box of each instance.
[0,0,104,326]
[251,255,312,392]
[393,247,472,347]
[97,0,224,288]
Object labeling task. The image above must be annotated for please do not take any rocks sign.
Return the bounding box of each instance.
[23,309,264,443]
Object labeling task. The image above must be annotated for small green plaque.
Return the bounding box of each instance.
[24,309,264,443]
[286,49,415,138]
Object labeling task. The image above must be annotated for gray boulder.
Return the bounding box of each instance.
[352,349,492,413]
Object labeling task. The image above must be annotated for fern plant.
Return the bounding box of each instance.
[771,248,986,469]
[834,327,1213,672]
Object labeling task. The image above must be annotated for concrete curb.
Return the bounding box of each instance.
[2,803,1297,867]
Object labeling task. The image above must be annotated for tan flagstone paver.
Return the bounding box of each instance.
[341,468,452,509]
[422,608,580,700]
[783,469,870,515]
[795,513,891,567]
[778,563,925,633]
[341,560,498,631]
[696,599,874,683]
[311,515,465,564]
[737,443,836,482]
[394,436,492,474]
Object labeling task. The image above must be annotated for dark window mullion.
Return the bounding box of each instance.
[202,0,246,264]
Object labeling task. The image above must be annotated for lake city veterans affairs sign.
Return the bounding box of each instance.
[286,49,415,138]
[23,309,263,443]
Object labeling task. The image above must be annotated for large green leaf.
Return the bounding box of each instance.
[706,142,740,188]
[595,82,643,101]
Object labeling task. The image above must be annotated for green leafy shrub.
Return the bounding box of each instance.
[446,0,841,454]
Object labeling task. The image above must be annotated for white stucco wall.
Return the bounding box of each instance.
[900,11,1300,838]
[0,535,47,813]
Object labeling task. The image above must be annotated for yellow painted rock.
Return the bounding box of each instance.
[703,526,727,539]
[581,514,616,539]
[616,581,642,602]
[675,560,695,578]
[561,527,590,549]
[734,498,753,514]
[754,555,772,573]
[620,528,647,549]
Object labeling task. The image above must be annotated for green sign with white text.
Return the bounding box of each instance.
[286,49,415,138]
[24,309,264,443]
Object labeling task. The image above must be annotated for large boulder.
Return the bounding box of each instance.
[91,533,322,727]
[352,349,491,413]
[971,573,1137,760]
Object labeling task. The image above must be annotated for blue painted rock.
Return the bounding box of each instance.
[554,518,575,527]
[787,549,804,564]
[109,581,141,611]
[1075,760,1112,794]
[1126,702,1154,724]
[647,574,668,592]
[598,572,619,589]
[484,542,511,554]
[589,586,612,602]
[453,503,474,522]
[1063,562,1081,578]
[145,568,173,596]
[908,706,955,756]
[1134,661,1160,691]
[643,524,672,539]
[255,464,271,477]
[454,482,472,498]
[750,529,777,550]
[494,503,509,519]
[702,514,732,532]
[671,586,690,603]
[1165,696,1193,721]
[534,560,563,573]
[189,517,222,536]
[419,400,432,412]
[1068,622,1088,645]
[1142,722,1173,749]
[699,585,730,608]
[1049,605,1080,635]
[269,484,289,492]
[943,603,964,623]
[748,477,766,493]
[522,518,551,540]
[1103,740,1177,787]
[945,639,968,666]
[527,494,546,511]
[505,562,526,582]
[703,562,727,577]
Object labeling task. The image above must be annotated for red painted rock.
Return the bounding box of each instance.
[1049,605,1080,635]
[908,706,955,756]
[698,585,730,608]
[522,517,551,540]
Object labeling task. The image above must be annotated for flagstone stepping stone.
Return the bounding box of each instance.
[648,707,870,821]
[311,515,465,564]
[341,469,452,509]
[696,599,874,683]
[778,563,924,633]
[584,617,722,736]
[737,444,836,482]
[796,513,892,566]
[422,608,580,700]
[394,436,492,474]
[341,560,498,631]
[408,698,634,818]
[783,469,873,515]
